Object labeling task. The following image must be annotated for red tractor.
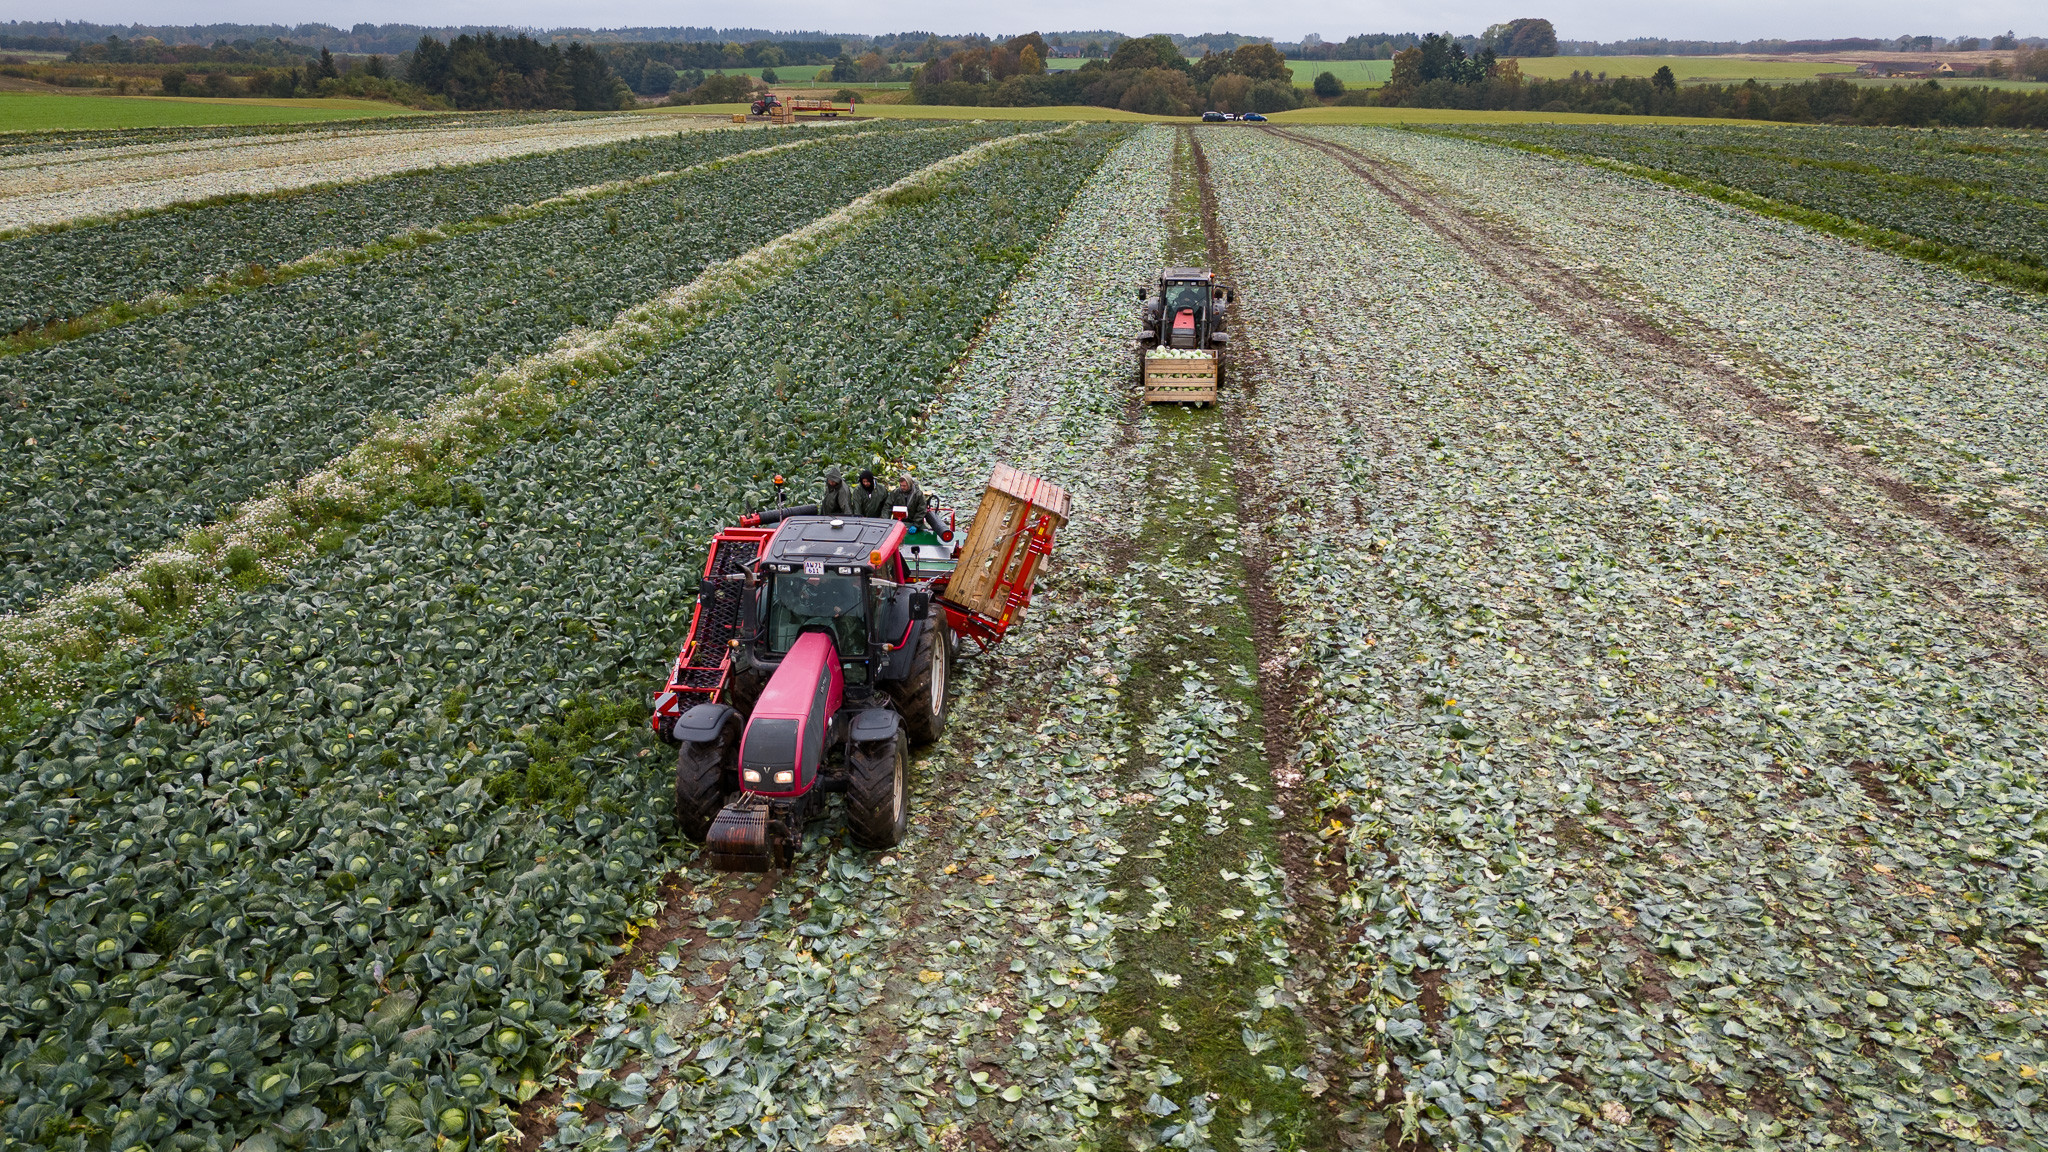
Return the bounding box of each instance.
[651,467,1068,871]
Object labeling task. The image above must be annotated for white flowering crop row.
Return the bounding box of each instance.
[1416,122,2048,282]
[1350,127,2048,560]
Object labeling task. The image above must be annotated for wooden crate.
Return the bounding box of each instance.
[732,113,747,124]
[1143,352,1219,404]
[947,464,1072,620]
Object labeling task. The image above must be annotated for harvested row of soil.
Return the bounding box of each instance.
[1267,125,2048,670]
[1200,124,2048,1148]
[1086,127,1343,1149]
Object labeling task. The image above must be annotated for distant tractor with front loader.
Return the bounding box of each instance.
[1138,267,1233,405]
[651,465,1070,871]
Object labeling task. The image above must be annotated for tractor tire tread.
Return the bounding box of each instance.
[846,733,908,849]
[893,612,950,745]
[674,718,737,843]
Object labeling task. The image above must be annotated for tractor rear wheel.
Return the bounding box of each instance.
[892,614,950,745]
[675,715,739,843]
[846,730,909,849]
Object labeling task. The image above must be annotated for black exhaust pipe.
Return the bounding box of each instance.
[753,503,819,525]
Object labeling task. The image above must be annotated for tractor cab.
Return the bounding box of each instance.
[1137,268,1234,404]
[1143,267,1233,350]
[755,516,912,685]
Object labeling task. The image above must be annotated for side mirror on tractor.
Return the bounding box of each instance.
[909,590,931,619]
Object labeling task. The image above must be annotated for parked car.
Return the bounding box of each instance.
[1202,110,1227,122]
[1242,112,1269,122]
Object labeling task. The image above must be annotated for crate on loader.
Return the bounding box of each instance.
[939,464,1070,649]
[1143,351,1220,404]
[1137,267,1232,406]
[769,96,853,124]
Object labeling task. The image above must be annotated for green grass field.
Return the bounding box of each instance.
[1043,56,1393,86]
[1850,75,2048,91]
[1284,59,1395,86]
[1515,55,1849,81]
[0,92,421,132]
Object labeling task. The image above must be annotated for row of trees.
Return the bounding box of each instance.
[66,33,320,65]
[1561,32,2039,55]
[907,33,1306,114]
[2007,48,2048,81]
[404,33,631,110]
[1377,60,2048,127]
[156,46,418,101]
[83,31,637,108]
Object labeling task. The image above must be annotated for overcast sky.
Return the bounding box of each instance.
[7,0,2039,41]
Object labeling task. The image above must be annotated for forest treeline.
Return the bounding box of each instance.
[1367,35,2048,127]
[907,33,1305,114]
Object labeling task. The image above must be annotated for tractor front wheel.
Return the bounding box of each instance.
[675,716,739,842]
[846,730,909,849]
[893,614,950,745]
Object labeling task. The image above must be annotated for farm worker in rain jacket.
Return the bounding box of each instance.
[852,469,890,519]
[892,471,948,537]
[888,472,929,524]
[818,466,858,516]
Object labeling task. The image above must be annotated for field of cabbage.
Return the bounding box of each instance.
[0,121,1130,1152]
[7,109,2048,1152]
[1208,125,2048,1147]
[0,124,859,333]
[0,113,704,234]
[1416,121,2048,291]
[1,123,1012,611]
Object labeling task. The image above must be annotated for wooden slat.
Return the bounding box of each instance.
[947,464,1069,617]
[1144,353,1218,403]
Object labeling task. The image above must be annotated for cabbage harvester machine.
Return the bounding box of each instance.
[650,465,1071,871]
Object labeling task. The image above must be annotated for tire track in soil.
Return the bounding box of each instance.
[1184,130,1361,1141]
[1264,124,2048,678]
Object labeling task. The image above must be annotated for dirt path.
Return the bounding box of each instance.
[1060,127,1348,1149]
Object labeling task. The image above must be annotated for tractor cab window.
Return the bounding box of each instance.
[1164,283,1207,316]
[765,573,867,656]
